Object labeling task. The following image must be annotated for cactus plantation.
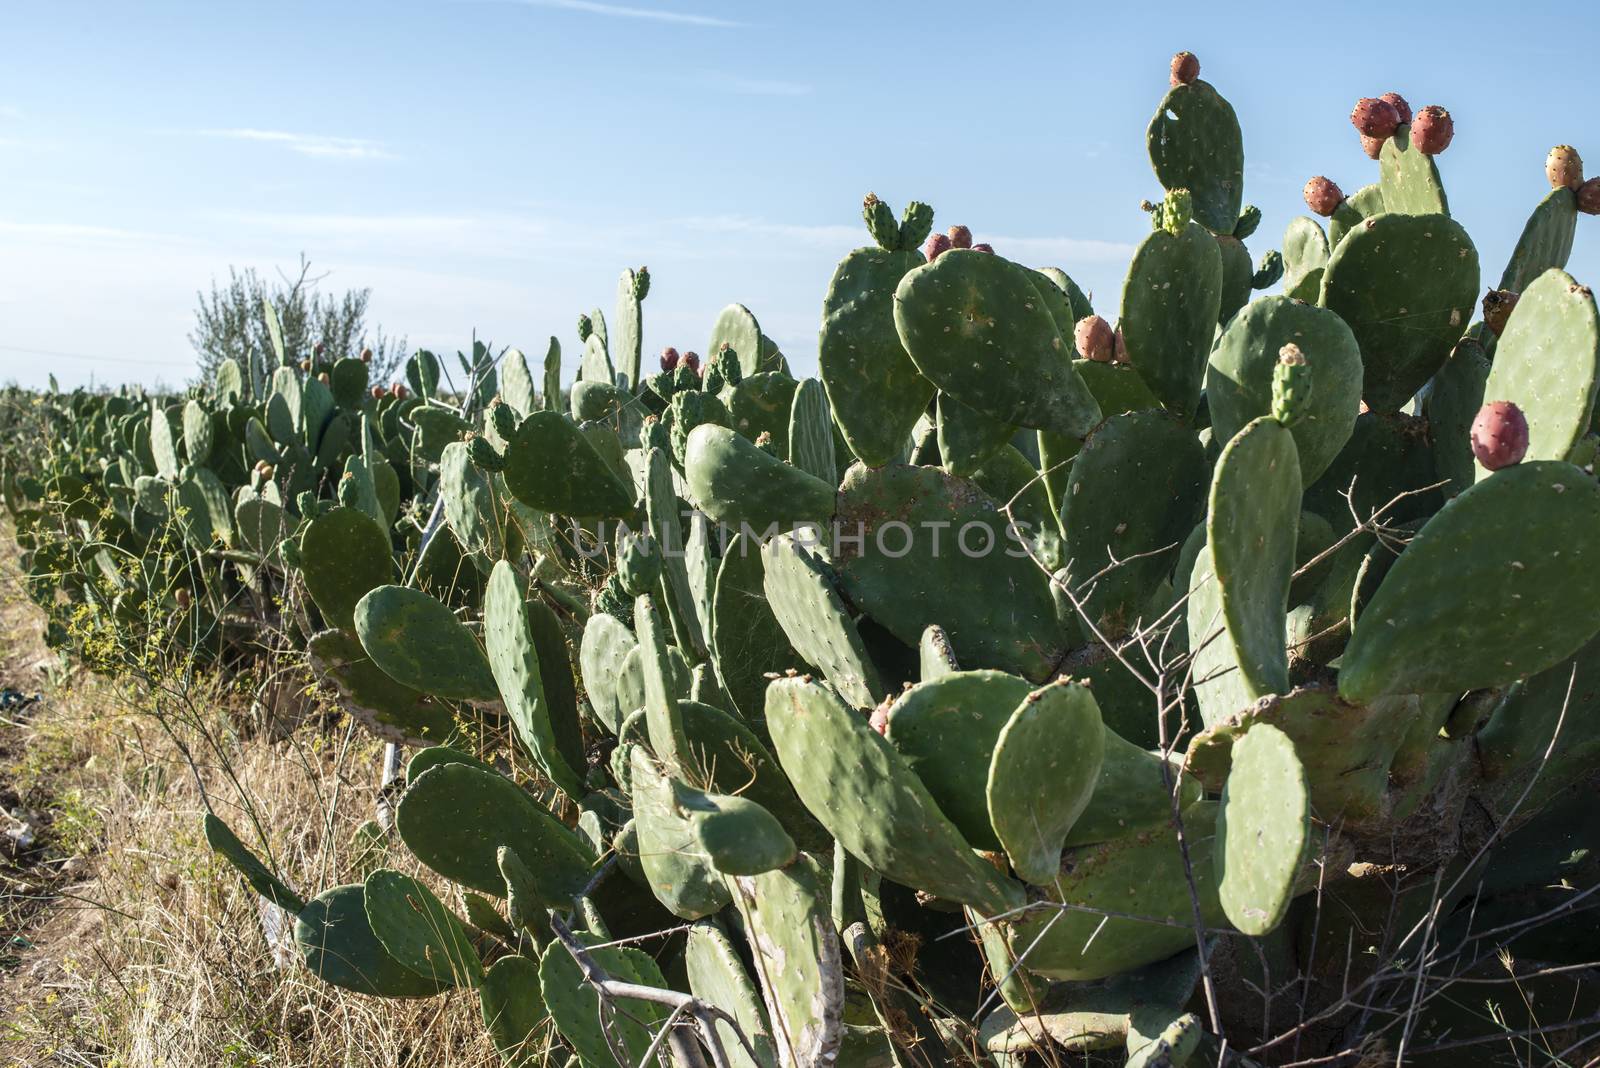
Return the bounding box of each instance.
[8,50,1600,1068]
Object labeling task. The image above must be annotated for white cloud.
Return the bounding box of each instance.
[511,0,740,27]
[200,128,396,160]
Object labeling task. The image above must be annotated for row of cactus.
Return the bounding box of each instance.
[9,49,1600,1067]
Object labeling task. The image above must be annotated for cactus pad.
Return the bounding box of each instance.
[294,884,449,997]
[354,585,498,702]
[363,868,484,987]
[502,411,634,517]
[1214,724,1309,935]
[300,506,393,631]
[761,532,883,708]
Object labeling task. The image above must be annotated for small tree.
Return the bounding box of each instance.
[188,255,406,398]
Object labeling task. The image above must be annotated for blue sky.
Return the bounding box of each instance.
[2,1,1597,390]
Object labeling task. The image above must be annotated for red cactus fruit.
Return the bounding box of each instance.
[1114,325,1130,365]
[1547,145,1584,191]
[660,346,680,372]
[1381,92,1412,125]
[391,383,408,399]
[924,232,952,262]
[369,385,386,399]
[868,701,891,736]
[1351,97,1400,138]
[1411,106,1454,155]
[947,225,973,249]
[972,242,994,253]
[360,347,373,363]
[1170,51,1200,86]
[1360,134,1385,160]
[1482,290,1519,337]
[1470,401,1529,470]
[1074,315,1116,363]
[683,351,702,376]
[1303,176,1345,217]
[1579,177,1600,216]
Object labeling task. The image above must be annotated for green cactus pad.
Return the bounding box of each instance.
[396,761,595,901]
[174,469,232,548]
[233,496,288,559]
[1126,1012,1202,1068]
[1068,730,1200,848]
[1007,801,1223,981]
[1119,217,1225,420]
[627,746,732,917]
[678,699,823,850]
[1422,339,1492,497]
[972,442,1065,570]
[936,392,1015,478]
[725,853,844,1068]
[787,377,837,483]
[1282,217,1329,302]
[711,533,803,720]
[685,922,779,1068]
[765,676,1023,915]
[181,399,213,465]
[894,249,1102,438]
[614,267,644,388]
[538,929,669,1068]
[1205,296,1363,486]
[1479,268,1599,476]
[819,246,933,468]
[363,868,484,987]
[1378,124,1449,215]
[1214,724,1308,936]
[440,441,509,559]
[1189,417,1300,727]
[478,955,547,1068]
[683,424,835,533]
[709,303,766,374]
[1501,187,1579,293]
[676,782,797,876]
[408,407,471,464]
[884,670,1033,849]
[578,612,637,734]
[1327,183,1385,251]
[406,745,496,783]
[761,532,883,708]
[987,679,1105,885]
[1303,410,1441,536]
[354,585,498,702]
[578,332,612,387]
[294,884,449,997]
[1146,79,1244,235]
[300,506,393,631]
[633,594,692,772]
[484,561,585,795]
[1321,212,1480,412]
[501,411,634,518]
[1215,235,1253,326]
[1063,410,1208,639]
[834,462,1067,682]
[307,629,459,746]
[1339,461,1600,702]
[329,356,368,408]
[202,812,305,913]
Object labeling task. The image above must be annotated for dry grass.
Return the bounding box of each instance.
[0,545,508,1067]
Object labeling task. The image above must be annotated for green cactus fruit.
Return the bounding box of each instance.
[1214,724,1309,936]
[1233,204,1262,240]
[711,533,803,720]
[761,532,883,708]
[1126,1012,1202,1068]
[1147,75,1244,235]
[1321,212,1480,411]
[1339,461,1600,702]
[893,249,1102,438]
[354,585,498,702]
[484,561,586,796]
[918,624,960,680]
[616,529,662,596]
[501,411,634,518]
[883,670,1033,848]
[363,868,484,987]
[1270,344,1312,427]
[1007,801,1224,981]
[1063,410,1208,639]
[862,192,899,251]
[300,506,393,631]
[1252,248,1285,290]
[1188,416,1300,728]
[478,955,547,1068]
[898,200,934,250]
[1501,186,1579,293]
[685,922,780,1068]
[538,928,670,1068]
[1206,296,1362,487]
[1378,123,1449,215]
[1478,269,1599,477]
[1119,205,1225,420]
[202,812,305,913]
[987,679,1105,885]
[397,761,594,902]
[787,378,836,483]
[676,781,797,876]
[307,629,459,745]
[936,392,1015,477]
[724,855,847,1068]
[765,676,1023,916]
[833,462,1067,682]
[627,746,732,917]
[295,884,449,997]
[668,389,729,466]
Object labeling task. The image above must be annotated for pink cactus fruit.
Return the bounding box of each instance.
[1303,176,1344,217]
[1074,315,1116,363]
[1351,97,1400,138]
[1470,401,1529,470]
[1411,106,1454,155]
[1170,51,1200,86]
